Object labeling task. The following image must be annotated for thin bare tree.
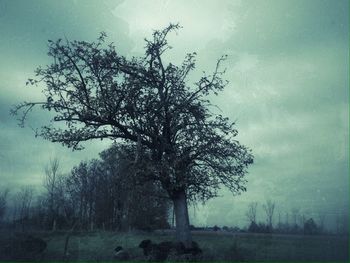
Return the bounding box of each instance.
[263,200,275,228]
[299,213,306,227]
[245,202,258,223]
[318,212,326,232]
[17,187,34,231]
[0,188,9,223]
[291,208,299,227]
[44,158,61,231]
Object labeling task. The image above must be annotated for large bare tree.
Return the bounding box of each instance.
[12,24,253,246]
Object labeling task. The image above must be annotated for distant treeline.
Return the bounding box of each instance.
[242,201,349,235]
[0,146,348,235]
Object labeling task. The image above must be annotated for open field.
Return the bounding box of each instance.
[0,229,348,261]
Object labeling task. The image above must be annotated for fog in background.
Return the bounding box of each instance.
[0,0,348,231]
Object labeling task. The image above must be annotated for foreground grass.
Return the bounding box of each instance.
[0,230,348,261]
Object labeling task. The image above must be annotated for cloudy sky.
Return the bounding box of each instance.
[0,0,348,230]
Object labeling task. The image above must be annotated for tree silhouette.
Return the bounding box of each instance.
[43,158,63,231]
[0,188,9,223]
[245,201,258,223]
[303,218,318,235]
[263,200,275,228]
[12,24,253,246]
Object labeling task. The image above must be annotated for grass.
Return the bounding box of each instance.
[0,229,348,261]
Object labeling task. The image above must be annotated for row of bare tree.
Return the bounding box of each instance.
[245,201,348,235]
[0,189,9,223]
[0,144,170,232]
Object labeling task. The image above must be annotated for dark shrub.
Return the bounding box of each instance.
[139,239,153,256]
[213,225,221,231]
[248,221,259,233]
[304,218,318,235]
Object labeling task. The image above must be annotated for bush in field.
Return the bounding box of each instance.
[248,221,259,233]
[304,218,318,235]
[213,225,221,231]
[248,222,271,233]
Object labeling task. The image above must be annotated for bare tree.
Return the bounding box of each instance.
[338,213,349,235]
[263,200,275,228]
[285,212,289,226]
[12,24,254,246]
[44,158,61,231]
[245,202,258,223]
[278,211,281,227]
[336,214,341,234]
[16,187,34,231]
[298,214,306,227]
[0,188,9,223]
[318,212,326,232]
[291,208,299,227]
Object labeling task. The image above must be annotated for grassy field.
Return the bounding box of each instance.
[0,229,348,261]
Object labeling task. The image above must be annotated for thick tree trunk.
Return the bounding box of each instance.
[173,190,192,248]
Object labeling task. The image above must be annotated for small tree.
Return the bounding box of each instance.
[245,201,258,223]
[304,218,318,235]
[263,200,275,228]
[44,158,63,230]
[12,24,253,246]
[16,187,34,231]
[291,208,299,227]
[0,189,9,223]
[318,213,326,233]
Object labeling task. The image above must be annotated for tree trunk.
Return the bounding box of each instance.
[172,205,175,228]
[173,190,192,248]
[52,219,57,231]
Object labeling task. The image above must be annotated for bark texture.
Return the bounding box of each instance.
[173,190,192,248]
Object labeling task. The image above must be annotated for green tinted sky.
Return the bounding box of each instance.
[0,0,348,230]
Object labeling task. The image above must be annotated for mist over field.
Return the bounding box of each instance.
[0,0,348,243]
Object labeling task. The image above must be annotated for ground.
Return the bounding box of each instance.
[0,229,348,261]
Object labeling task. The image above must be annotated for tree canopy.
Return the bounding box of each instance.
[13,24,253,202]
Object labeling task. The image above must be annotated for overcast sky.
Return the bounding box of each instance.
[0,0,348,230]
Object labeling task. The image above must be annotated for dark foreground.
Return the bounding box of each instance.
[0,230,348,261]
